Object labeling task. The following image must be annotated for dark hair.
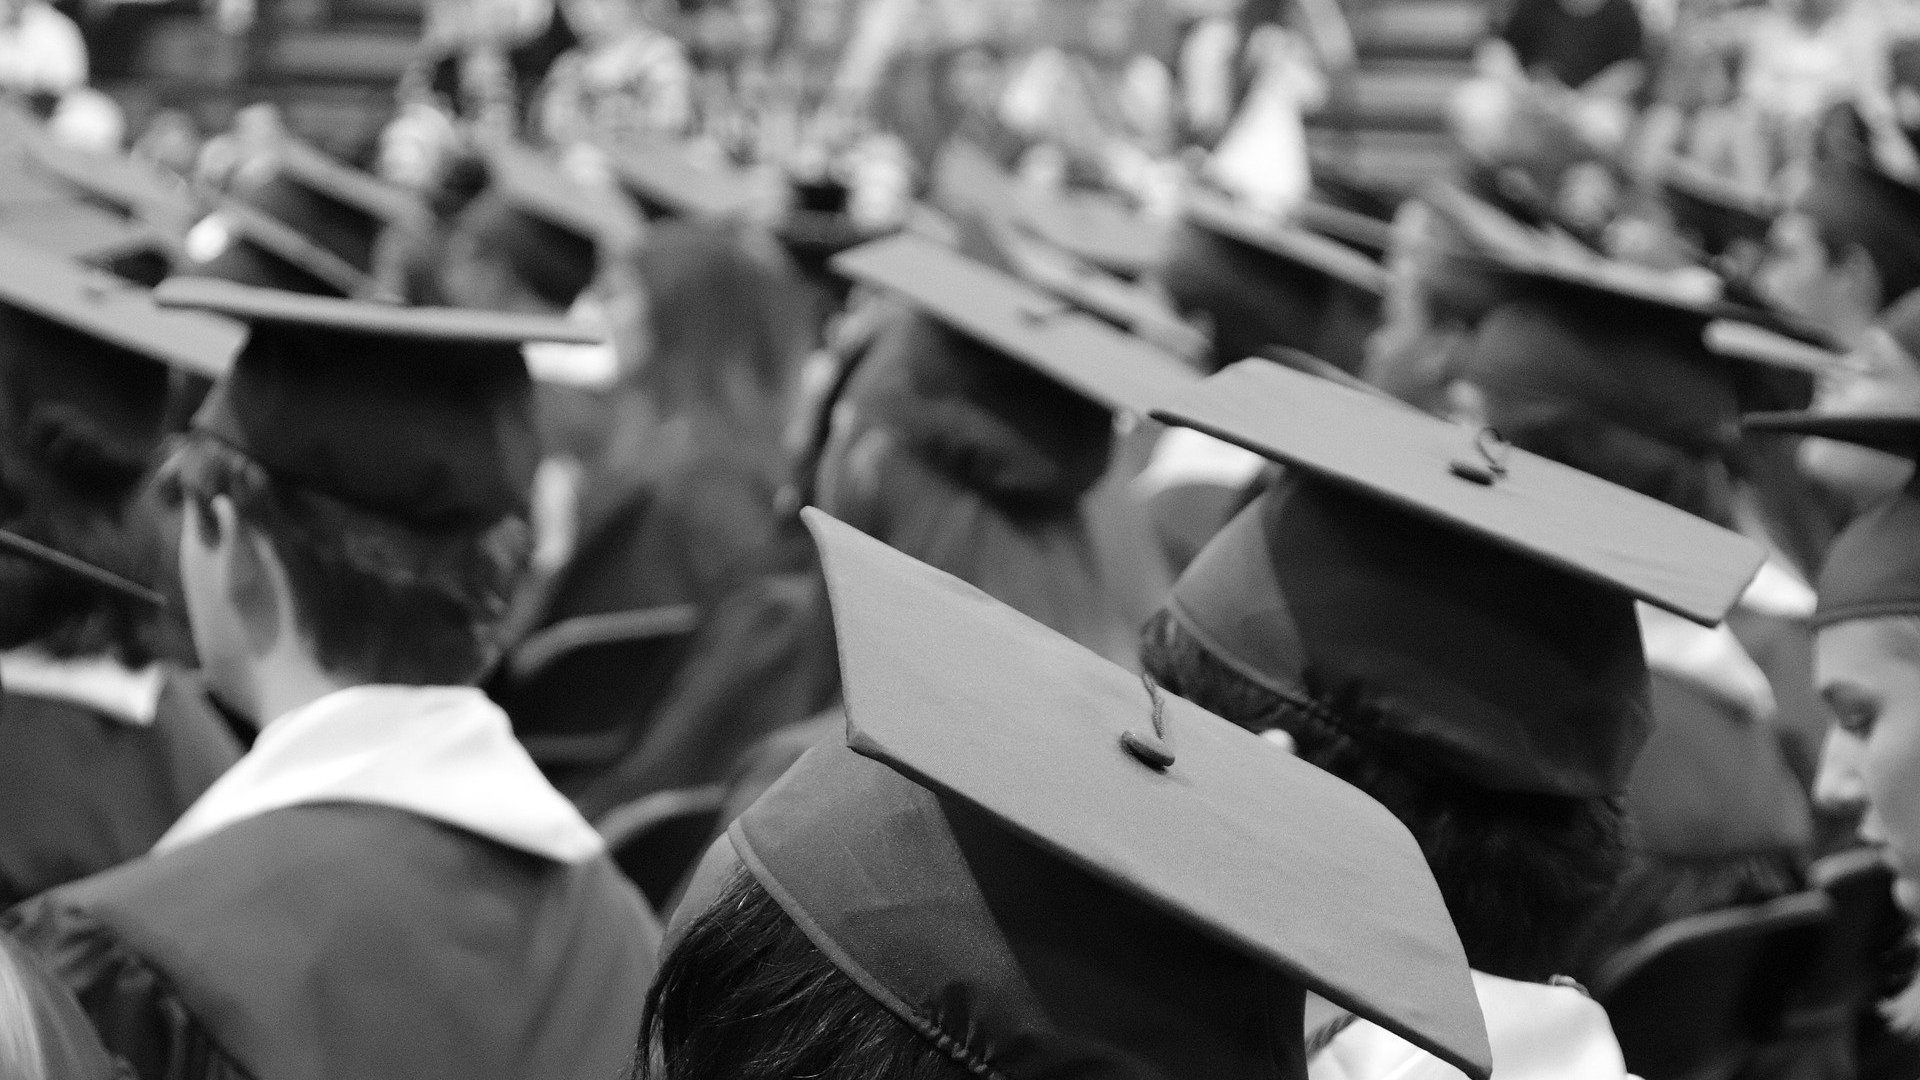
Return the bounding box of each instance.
[1477,386,1736,527]
[635,866,971,1080]
[0,455,168,665]
[1139,609,1626,981]
[157,433,529,686]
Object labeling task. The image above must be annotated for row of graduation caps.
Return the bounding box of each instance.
[0,110,1906,1077]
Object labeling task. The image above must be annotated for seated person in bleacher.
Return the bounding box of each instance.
[1745,407,1920,1061]
[0,238,245,909]
[1138,359,1767,1075]
[643,507,1495,1080]
[4,280,660,1080]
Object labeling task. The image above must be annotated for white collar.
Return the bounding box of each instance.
[0,649,166,727]
[1310,971,1633,1080]
[154,685,603,863]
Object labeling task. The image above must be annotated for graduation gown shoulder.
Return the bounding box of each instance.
[0,667,242,908]
[3,803,659,1080]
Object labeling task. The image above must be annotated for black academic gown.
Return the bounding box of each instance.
[3,803,658,1080]
[0,668,241,909]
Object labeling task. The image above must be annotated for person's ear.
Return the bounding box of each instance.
[206,496,286,655]
[1444,378,1489,427]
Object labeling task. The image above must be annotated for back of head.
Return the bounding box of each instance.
[1159,219,1338,373]
[1797,108,1920,310]
[1458,300,1738,524]
[828,305,1115,516]
[620,220,813,424]
[0,307,170,661]
[815,306,1130,659]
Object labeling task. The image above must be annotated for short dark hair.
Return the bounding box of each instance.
[1139,609,1627,981]
[635,865,972,1080]
[157,433,530,686]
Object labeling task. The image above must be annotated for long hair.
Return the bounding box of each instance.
[635,866,971,1080]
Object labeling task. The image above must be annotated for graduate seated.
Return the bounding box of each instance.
[1137,360,1767,1076]
[1744,408,1920,1070]
[1757,99,1920,346]
[4,280,661,1080]
[639,508,1494,1080]
[0,237,245,909]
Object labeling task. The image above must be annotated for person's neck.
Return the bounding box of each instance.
[243,648,358,735]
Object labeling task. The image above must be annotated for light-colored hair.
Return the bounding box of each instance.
[0,946,47,1080]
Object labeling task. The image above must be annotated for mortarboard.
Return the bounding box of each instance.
[1158,360,1765,796]
[1743,411,1920,628]
[1162,190,1387,373]
[0,199,176,285]
[0,234,239,493]
[227,138,426,273]
[672,507,1494,1080]
[465,142,643,309]
[182,199,374,298]
[601,136,758,221]
[154,277,601,529]
[1457,256,1833,459]
[0,528,164,607]
[26,135,200,236]
[1013,186,1167,278]
[832,233,1199,417]
[1659,160,1777,257]
[1183,189,1387,297]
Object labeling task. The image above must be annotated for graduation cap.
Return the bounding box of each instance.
[1183,189,1387,297]
[0,199,176,285]
[1660,160,1778,257]
[1454,242,1838,473]
[0,233,240,495]
[601,136,758,221]
[1013,186,1167,278]
[154,277,601,529]
[1159,360,1765,797]
[182,199,374,298]
[463,142,643,310]
[1162,190,1387,373]
[228,139,426,274]
[0,528,164,606]
[673,507,1494,1080]
[1744,411,1920,628]
[832,233,1199,417]
[26,136,199,235]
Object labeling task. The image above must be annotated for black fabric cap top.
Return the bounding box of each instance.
[229,139,425,272]
[1183,189,1387,296]
[832,234,1199,416]
[1744,411,1920,628]
[0,236,241,491]
[155,277,600,528]
[1160,361,1764,796]
[601,136,758,221]
[671,508,1492,1080]
[185,200,372,298]
[1660,159,1778,255]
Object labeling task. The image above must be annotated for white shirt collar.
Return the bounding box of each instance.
[154,684,603,863]
[0,649,166,727]
[1310,971,1633,1080]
